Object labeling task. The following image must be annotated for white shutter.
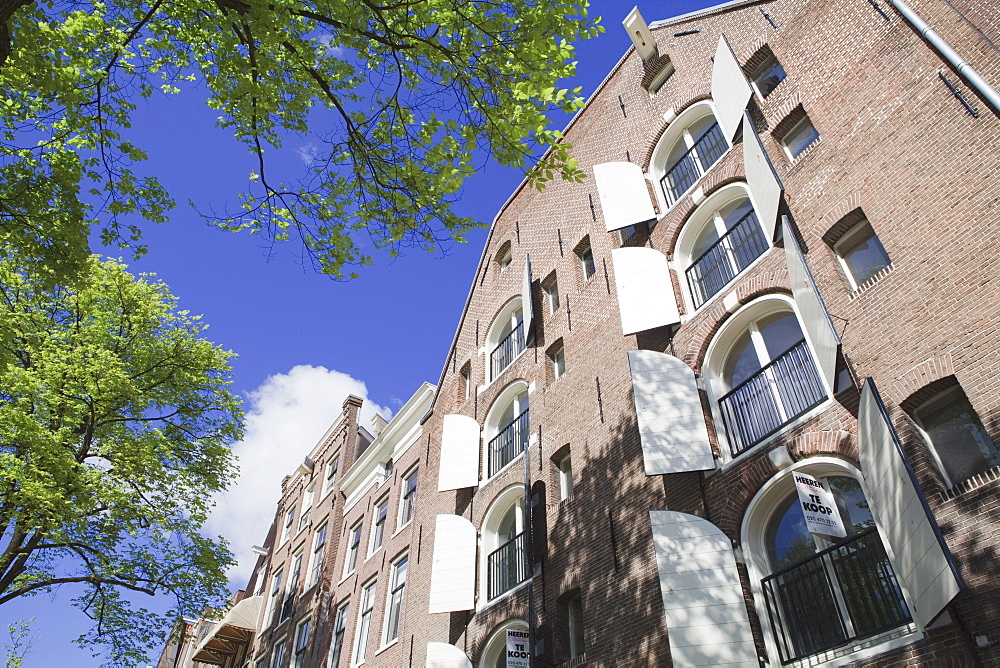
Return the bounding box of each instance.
[743,110,783,241]
[594,162,657,232]
[629,351,714,475]
[783,217,840,391]
[522,253,534,337]
[426,642,473,668]
[428,514,477,613]
[649,511,758,667]
[612,248,680,336]
[437,414,480,491]
[711,35,753,141]
[858,380,962,629]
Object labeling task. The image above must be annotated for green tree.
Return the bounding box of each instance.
[0,256,243,664]
[0,0,600,280]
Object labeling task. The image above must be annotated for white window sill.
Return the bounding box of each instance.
[375,638,400,656]
[480,347,530,394]
[476,577,533,613]
[478,451,526,492]
[364,547,383,564]
[847,263,895,298]
[391,520,413,540]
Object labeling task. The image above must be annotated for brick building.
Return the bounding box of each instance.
[163,0,999,666]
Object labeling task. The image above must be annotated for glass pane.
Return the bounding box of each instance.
[827,476,874,535]
[784,118,819,157]
[758,312,804,360]
[754,58,787,97]
[917,390,1000,483]
[725,331,761,388]
[842,227,891,286]
[766,494,817,570]
[719,199,754,230]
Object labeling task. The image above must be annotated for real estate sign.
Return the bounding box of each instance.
[506,629,530,668]
[793,473,847,538]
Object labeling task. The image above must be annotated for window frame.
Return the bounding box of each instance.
[306,522,328,589]
[833,220,893,291]
[750,53,787,99]
[344,522,363,576]
[576,238,596,282]
[266,569,284,628]
[328,598,350,668]
[351,578,377,666]
[271,638,288,668]
[547,340,566,381]
[382,554,408,646]
[323,453,340,497]
[912,386,1000,489]
[779,115,820,160]
[483,381,530,481]
[480,484,530,605]
[650,102,730,210]
[292,617,311,668]
[541,271,560,313]
[298,485,314,534]
[485,296,527,383]
[369,497,389,556]
[399,468,418,528]
[558,455,574,501]
[281,506,296,545]
[567,594,585,660]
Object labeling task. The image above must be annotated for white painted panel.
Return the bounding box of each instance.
[612,248,680,335]
[650,511,758,667]
[629,350,714,475]
[783,218,840,391]
[522,254,534,337]
[743,110,783,241]
[858,381,961,629]
[428,515,477,613]
[594,162,657,232]
[426,642,473,668]
[437,414,480,492]
[711,35,753,141]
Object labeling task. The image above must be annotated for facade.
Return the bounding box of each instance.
[162,0,999,666]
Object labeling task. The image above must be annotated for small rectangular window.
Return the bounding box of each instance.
[282,552,303,620]
[292,618,311,668]
[835,221,892,290]
[383,555,408,644]
[547,340,566,380]
[914,386,999,487]
[370,498,389,554]
[298,485,314,533]
[266,570,283,627]
[752,54,786,98]
[330,599,350,668]
[542,272,560,313]
[578,242,596,281]
[345,522,362,575]
[281,507,295,544]
[306,523,327,588]
[567,595,585,659]
[460,363,472,401]
[780,115,819,159]
[400,468,418,526]
[323,454,340,496]
[559,455,574,501]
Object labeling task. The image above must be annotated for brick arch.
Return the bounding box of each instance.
[661,165,749,257]
[890,353,956,409]
[639,86,712,172]
[680,279,793,370]
[788,430,856,462]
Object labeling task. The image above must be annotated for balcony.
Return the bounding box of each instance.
[487,531,529,600]
[686,210,768,308]
[487,409,529,478]
[718,339,826,457]
[660,122,727,206]
[490,321,525,380]
[761,528,911,664]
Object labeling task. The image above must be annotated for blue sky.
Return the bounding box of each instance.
[2,2,718,664]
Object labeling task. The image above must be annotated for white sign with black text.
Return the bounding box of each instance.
[793,473,847,538]
[505,629,530,668]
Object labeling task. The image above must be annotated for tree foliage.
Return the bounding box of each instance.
[0,256,243,663]
[0,0,601,279]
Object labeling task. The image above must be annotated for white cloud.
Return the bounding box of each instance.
[316,35,344,57]
[204,365,391,585]
[296,141,321,165]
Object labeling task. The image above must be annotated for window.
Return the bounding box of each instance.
[485,382,530,478]
[559,455,573,501]
[323,454,340,496]
[383,555,408,644]
[282,551,303,621]
[281,507,295,544]
[496,241,513,271]
[271,639,288,668]
[751,54,786,98]
[382,459,393,482]
[676,186,769,309]
[266,570,283,627]
[834,220,892,290]
[399,469,417,526]
[370,498,388,555]
[541,272,560,313]
[482,485,529,601]
[708,300,827,458]
[307,523,327,588]
[567,595,585,659]
[292,618,311,668]
[653,104,728,206]
[344,522,362,576]
[746,466,913,665]
[779,114,819,159]
[298,485,314,533]
[913,386,999,487]
[352,580,377,665]
[547,340,565,380]
[479,620,529,668]
[575,237,596,281]
[486,298,526,381]
[460,363,472,401]
[328,599,349,668]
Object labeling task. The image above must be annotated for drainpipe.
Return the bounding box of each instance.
[887,0,1000,116]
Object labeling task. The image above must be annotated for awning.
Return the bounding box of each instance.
[191,595,263,664]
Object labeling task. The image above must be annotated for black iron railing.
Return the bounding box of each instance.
[490,321,525,380]
[719,339,826,457]
[487,409,529,477]
[762,527,911,664]
[686,210,768,308]
[487,531,529,600]
[660,122,727,205]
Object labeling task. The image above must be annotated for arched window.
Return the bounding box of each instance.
[481,486,530,602]
[705,298,827,458]
[479,620,528,668]
[486,298,525,381]
[675,183,770,309]
[744,461,916,666]
[652,102,729,207]
[484,382,529,479]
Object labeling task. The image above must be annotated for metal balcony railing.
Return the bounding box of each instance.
[762,528,911,664]
[487,409,529,477]
[487,531,529,600]
[490,321,525,380]
[660,122,727,205]
[718,339,826,457]
[686,210,769,308]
